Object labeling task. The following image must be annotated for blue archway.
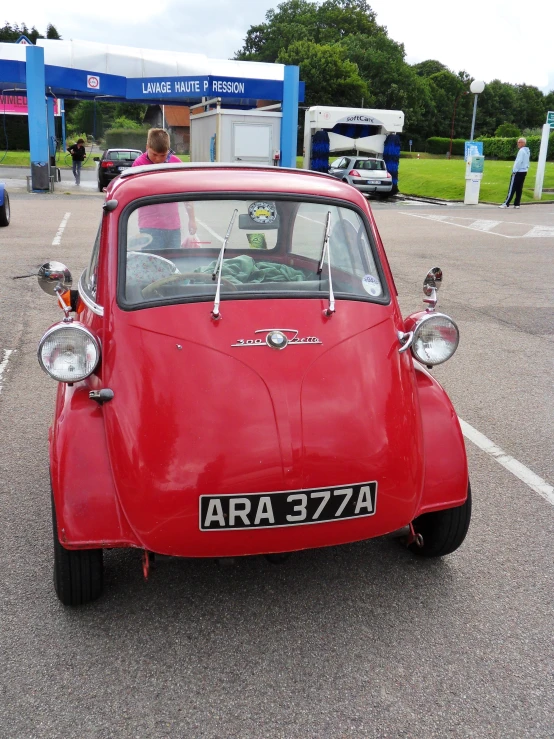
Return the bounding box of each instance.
[0,39,304,190]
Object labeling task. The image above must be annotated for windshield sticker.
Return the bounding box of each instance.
[246,233,268,249]
[248,201,277,225]
[362,274,382,297]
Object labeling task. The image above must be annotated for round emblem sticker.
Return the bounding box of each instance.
[362,274,382,297]
[248,201,277,225]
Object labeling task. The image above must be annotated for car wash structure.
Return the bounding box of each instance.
[0,39,304,191]
[303,106,404,192]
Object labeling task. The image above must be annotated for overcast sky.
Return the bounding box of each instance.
[6,0,554,92]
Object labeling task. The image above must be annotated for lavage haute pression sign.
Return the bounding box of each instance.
[126,75,284,100]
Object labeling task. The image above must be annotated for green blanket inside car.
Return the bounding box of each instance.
[195,255,310,284]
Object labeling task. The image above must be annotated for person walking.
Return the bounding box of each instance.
[499,137,530,209]
[67,138,86,186]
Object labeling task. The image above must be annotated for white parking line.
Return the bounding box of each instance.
[468,219,502,231]
[52,212,71,246]
[195,218,224,244]
[459,418,554,507]
[400,212,554,240]
[0,349,15,395]
[524,226,554,237]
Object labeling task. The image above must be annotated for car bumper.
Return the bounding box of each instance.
[350,181,393,193]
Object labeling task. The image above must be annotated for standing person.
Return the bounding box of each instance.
[67,138,86,185]
[132,128,197,249]
[499,137,530,209]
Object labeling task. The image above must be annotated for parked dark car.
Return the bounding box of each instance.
[0,182,9,226]
[95,148,142,191]
[328,156,393,197]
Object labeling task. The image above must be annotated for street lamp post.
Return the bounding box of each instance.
[469,79,485,141]
[449,91,469,157]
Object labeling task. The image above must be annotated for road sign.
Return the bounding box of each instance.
[16,35,33,45]
[547,111,554,127]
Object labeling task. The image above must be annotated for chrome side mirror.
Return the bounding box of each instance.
[423,267,442,311]
[37,262,73,296]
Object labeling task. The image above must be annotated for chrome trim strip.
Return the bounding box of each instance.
[78,271,104,317]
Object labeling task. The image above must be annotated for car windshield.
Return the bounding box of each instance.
[121,197,386,307]
[354,160,386,170]
[107,151,141,161]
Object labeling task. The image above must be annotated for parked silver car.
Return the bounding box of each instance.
[328,156,393,196]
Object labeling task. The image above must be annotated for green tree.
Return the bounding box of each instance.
[495,122,521,138]
[412,59,449,77]
[476,80,517,137]
[46,24,62,39]
[235,0,382,61]
[278,40,369,107]
[0,21,60,42]
[340,34,434,140]
[513,84,547,130]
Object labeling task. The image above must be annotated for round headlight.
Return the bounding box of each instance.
[411,314,459,366]
[38,324,100,382]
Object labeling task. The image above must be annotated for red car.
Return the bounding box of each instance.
[37,164,470,606]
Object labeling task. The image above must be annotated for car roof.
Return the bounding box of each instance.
[108,163,367,207]
[345,156,382,161]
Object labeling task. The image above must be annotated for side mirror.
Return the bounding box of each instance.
[423,267,442,296]
[37,262,73,296]
[423,266,442,311]
[93,156,100,162]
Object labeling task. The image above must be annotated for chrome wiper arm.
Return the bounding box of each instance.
[317,211,335,316]
[317,211,331,274]
[211,208,238,320]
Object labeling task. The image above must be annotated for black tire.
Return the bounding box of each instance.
[0,191,10,227]
[409,483,472,557]
[52,493,104,605]
[98,179,104,192]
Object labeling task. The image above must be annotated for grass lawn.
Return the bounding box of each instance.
[397,158,554,203]
[0,151,96,168]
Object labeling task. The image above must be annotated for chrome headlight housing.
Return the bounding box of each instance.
[411,313,459,366]
[38,323,100,382]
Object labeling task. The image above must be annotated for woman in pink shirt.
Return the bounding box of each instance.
[132,128,196,250]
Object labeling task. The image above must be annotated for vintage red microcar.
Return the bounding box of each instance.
[37,164,470,606]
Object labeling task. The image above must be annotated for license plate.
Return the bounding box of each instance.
[200,481,377,530]
[118,166,130,171]
[361,180,381,185]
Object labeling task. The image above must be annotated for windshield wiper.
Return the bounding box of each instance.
[211,208,238,320]
[317,211,335,316]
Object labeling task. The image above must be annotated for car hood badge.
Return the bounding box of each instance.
[232,329,322,349]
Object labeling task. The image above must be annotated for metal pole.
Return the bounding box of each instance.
[470,94,478,141]
[61,99,66,152]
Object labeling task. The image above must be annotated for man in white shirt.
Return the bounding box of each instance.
[499,137,530,209]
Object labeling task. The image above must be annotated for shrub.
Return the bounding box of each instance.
[426,137,466,156]
[495,123,520,138]
[478,134,554,160]
[425,133,554,160]
[112,117,143,131]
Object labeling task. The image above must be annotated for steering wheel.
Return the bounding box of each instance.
[142,271,238,298]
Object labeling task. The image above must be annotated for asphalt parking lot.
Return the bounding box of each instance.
[0,183,553,738]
